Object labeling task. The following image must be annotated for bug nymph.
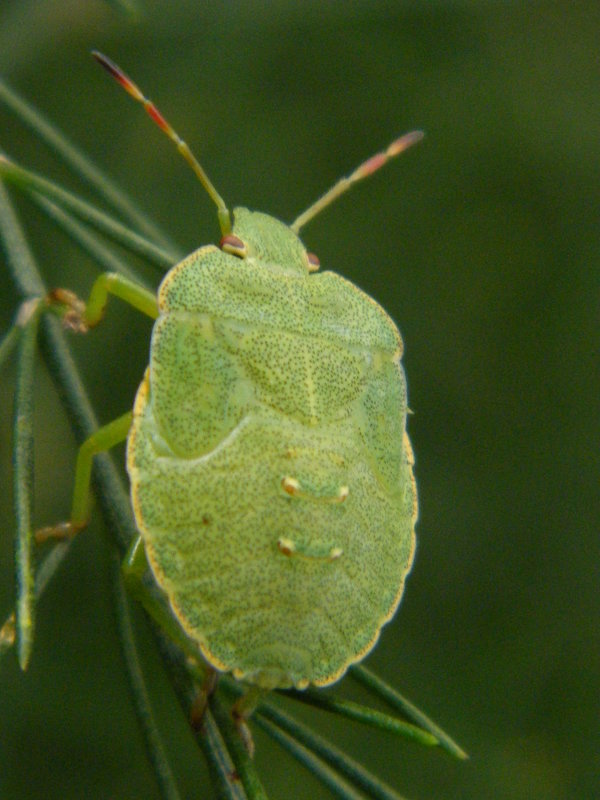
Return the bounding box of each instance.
[11,51,422,740]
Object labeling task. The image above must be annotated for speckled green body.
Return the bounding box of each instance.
[127,208,417,690]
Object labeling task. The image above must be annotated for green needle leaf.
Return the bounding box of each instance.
[208,694,270,800]
[221,678,412,800]
[351,666,468,761]
[0,175,43,295]
[199,707,249,800]
[0,542,71,664]
[0,175,45,669]
[0,174,135,651]
[13,297,44,669]
[281,688,438,749]
[256,699,411,800]
[151,645,250,800]
[254,715,366,800]
[109,547,183,800]
[0,318,21,370]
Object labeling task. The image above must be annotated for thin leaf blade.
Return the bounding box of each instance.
[351,666,468,761]
[13,297,43,669]
[282,688,438,749]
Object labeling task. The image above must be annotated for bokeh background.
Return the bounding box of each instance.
[0,2,598,798]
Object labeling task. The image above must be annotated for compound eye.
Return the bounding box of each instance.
[220,234,247,258]
[306,252,320,272]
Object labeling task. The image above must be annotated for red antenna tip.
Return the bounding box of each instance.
[92,50,143,101]
[387,130,425,157]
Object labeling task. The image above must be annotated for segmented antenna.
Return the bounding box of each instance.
[92,51,232,235]
[291,130,424,234]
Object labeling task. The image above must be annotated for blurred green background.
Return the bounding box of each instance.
[0,1,598,798]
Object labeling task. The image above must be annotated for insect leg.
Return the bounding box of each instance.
[36,411,133,542]
[231,685,269,758]
[50,271,158,332]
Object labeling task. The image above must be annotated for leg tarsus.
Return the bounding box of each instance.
[0,612,16,652]
[35,520,86,544]
[48,272,158,333]
[190,668,219,731]
[231,686,269,758]
[47,288,88,333]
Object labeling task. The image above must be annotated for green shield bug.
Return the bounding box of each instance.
[5,52,421,736]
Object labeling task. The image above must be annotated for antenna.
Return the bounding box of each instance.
[92,51,231,235]
[291,130,424,234]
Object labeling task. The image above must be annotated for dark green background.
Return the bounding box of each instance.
[0,2,598,798]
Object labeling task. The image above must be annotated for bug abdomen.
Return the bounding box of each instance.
[127,362,416,689]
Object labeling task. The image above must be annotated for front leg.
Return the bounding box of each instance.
[50,271,158,333]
